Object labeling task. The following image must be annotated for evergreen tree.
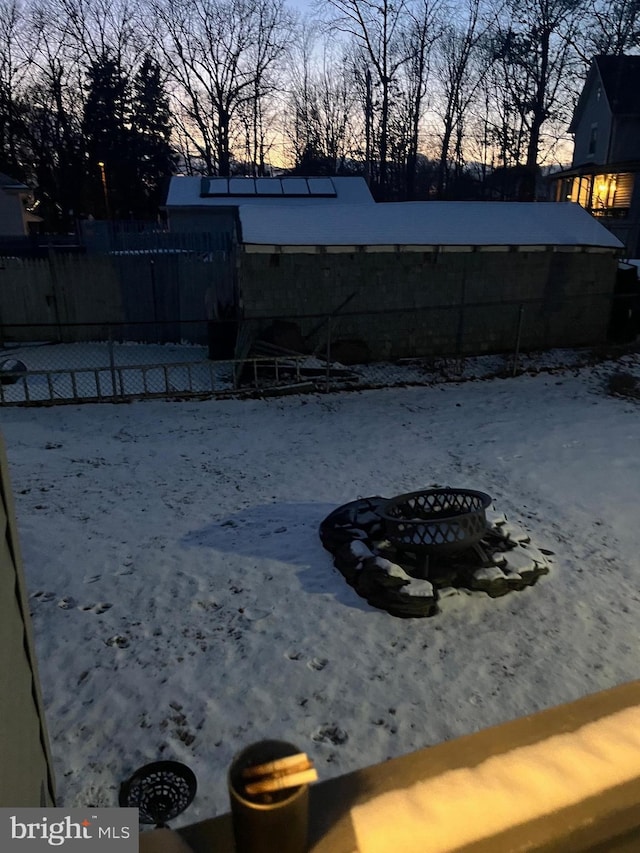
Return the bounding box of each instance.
[130,54,178,217]
[82,52,133,218]
[83,51,177,219]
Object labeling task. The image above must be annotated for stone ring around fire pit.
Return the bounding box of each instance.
[319,490,552,618]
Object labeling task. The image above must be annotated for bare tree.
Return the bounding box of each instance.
[45,0,141,78]
[432,0,489,198]
[573,0,640,58]
[286,28,356,173]
[324,0,411,196]
[20,4,85,223]
[494,0,586,199]
[397,0,443,197]
[149,0,292,175]
[0,0,31,174]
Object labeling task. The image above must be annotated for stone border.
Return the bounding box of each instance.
[319,497,551,618]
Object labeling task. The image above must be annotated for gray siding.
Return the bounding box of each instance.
[572,76,612,166]
[605,177,640,256]
[609,116,640,163]
[0,190,27,236]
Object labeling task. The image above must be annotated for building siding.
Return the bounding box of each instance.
[572,74,613,166]
[238,249,617,359]
[0,189,27,236]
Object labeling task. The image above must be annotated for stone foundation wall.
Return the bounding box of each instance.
[238,248,617,359]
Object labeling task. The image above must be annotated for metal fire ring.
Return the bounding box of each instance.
[381,488,492,555]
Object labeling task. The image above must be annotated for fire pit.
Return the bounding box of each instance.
[382,488,492,555]
[319,488,552,618]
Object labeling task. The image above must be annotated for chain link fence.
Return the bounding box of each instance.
[0,296,638,406]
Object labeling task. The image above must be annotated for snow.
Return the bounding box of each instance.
[0,340,626,406]
[352,703,640,853]
[238,201,624,248]
[473,566,507,583]
[399,579,434,598]
[2,355,640,826]
[371,556,410,580]
[503,547,544,575]
[0,342,223,404]
[349,540,373,560]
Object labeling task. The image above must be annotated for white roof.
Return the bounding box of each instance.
[237,202,623,248]
[165,175,374,207]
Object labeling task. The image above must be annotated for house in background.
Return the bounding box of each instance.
[0,173,35,237]
[553,55,640,257]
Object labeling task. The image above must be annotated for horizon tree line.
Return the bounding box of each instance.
[0,0,638,229]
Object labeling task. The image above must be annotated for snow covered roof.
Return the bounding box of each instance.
[165,175,374,207]
[238,202,623,250]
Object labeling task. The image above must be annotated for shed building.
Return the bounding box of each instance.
[236,201,622,360]
[164,175,374,238]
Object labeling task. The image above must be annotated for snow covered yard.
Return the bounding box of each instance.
[2,357,640,826]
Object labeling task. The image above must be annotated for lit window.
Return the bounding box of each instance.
[569,176,591,207]
[590,173,633,218]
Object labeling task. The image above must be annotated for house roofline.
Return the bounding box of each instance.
[551,160,640,179]
[568,61,602,133]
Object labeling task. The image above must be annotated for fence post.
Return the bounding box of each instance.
[47,245,63,342]
[149,259,159,343]
[456,270,466,356]
[108,328,118,397]
[512,304,525,377]
[326,315,332,392]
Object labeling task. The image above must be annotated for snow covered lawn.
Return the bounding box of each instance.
[2,357,640,825]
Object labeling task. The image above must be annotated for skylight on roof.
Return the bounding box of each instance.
[228,178,257,195]
[280,178,310,196]
[206,178,229,195]
[307,177,336,195]
[256,178,283,195]
[200,176,337,198]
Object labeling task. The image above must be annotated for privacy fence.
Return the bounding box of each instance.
[0,230,235,346]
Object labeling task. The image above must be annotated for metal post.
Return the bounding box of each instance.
[512,304,525,377]
[456,271,466,356]
[326,315,332,392]
[108,329,118,397]
[150,259,159,342]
